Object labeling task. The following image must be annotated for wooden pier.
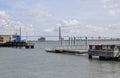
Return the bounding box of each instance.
[46,45,88,54]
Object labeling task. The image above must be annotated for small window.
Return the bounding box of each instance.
[89,45,95,49]
[117,46,120,51]
[111,45,115,50]
[107,45,111,50]
[95,45,101,50]
[102,45,107,50]
[92,45,95,49]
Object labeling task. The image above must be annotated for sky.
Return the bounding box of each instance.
[0,0,120,38]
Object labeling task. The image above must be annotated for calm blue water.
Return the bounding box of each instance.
[0,41,120,78]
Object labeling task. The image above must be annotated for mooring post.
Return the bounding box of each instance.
[73,37,76,46]
[85,36,88,49]
[71,37,73,46]
[60,38,62,46]
[69,37,71,46]
[62,37,64,46]
[60,37,63,46]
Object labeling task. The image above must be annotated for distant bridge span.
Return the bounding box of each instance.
[21,35,70,37]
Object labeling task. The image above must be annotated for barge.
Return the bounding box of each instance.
[88,45,120,60]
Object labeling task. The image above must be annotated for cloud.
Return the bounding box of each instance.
[61,19,80,26]
[100,0,120,16]
[100,0,120,9]
[101,0,114,3]
[0,11,35,36]
[21,9,52,19]
[109,23,120,30]
[0,11,10,19]
[9,21,35,36]
[102,4,119,8]
[0,19,35,36]
[108,9,120,16]
[56,19,120,37]
[56,19,105,36]
[43,29,53,33]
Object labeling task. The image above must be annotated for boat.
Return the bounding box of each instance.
[38,37,46,42]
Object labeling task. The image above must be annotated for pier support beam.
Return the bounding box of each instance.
[85,36,88,49]
[68,37,71,46]
[88,54,92,59]
[60,37,64,46]
[73,37,76,46]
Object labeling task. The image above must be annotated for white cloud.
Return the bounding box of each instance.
[0,11,10,19]
[109,23,120,30]
[109,9,120,16]
[100,0,120,9]
[100,0,120,16]
[0,11,35,36]
[62,19,80,26]
[56,19,120,37]
[43,29,53,33]
[57,19,105,36]
[0,19,35,36]
[21,9,52,18]
[101,0,114,3]
[102,4,119,8]
[9,21,35,36]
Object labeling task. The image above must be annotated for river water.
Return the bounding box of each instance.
[0,41,120,78]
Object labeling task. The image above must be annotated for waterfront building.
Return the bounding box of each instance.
[0,35,11,44]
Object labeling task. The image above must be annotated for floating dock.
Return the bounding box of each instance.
[46,44,120,61]
[46,45,88,54]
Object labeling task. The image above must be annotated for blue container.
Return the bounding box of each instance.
[12,35,21,42]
